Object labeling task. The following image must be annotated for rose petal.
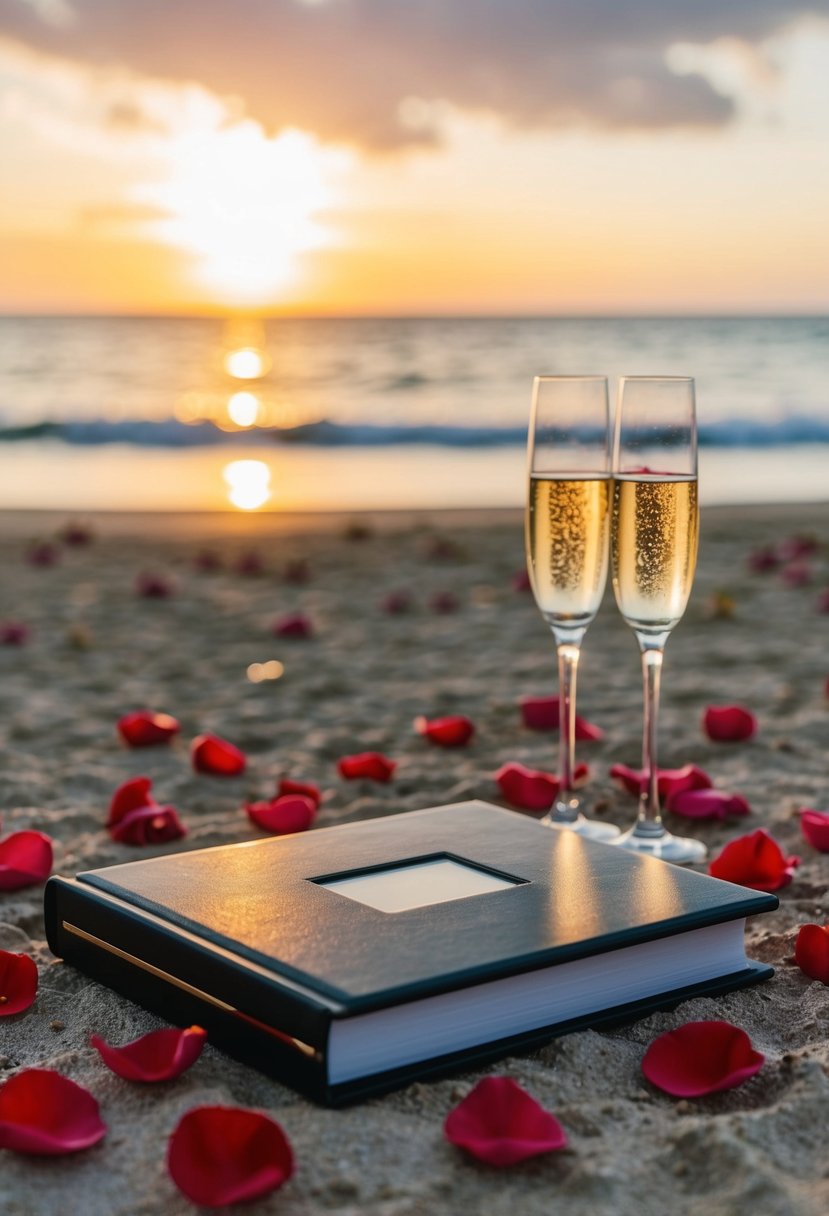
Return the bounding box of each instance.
[780,560,812,588]
[0,951,38,1016]
[800,809,829,852]
[610,762,713,800]
[191,733,247,777]
[91,1025,206,1082]
[444,1076,568,1167]
[135,572,173,598]
[708,828,800,892]
[747,546,781,573]
[495,761,564,810]
[642,1021,764,1097]
[667,788,751,821]
[59,521,94,546]
[235,551,265,575]
[415,715,475,747]
[109,806,187,846]
[277,778,322,807]
[167,1105,294,1207]
[117,710,180,747]
[816,589,829,615]
[520,695,604,740]
[381,590,413,614]
[0,1069,106,1155]
[26,542,60,567]
[193,549,223,572]
[0,621,30,645]
[245,795,317,835]
[794,923,829,984]
[702,705,757,742]
[0,831,53,891]
[107,776,157,826]
[271,612,313,638]
[337,752,396,782]
[512,570,532,592]
[429,591,460,614]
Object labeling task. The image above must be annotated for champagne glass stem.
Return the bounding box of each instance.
[556,639,581,820]
[637,642,665,836]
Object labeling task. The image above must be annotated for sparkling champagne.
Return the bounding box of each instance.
[526,475,610,627]
[611,474,698,632]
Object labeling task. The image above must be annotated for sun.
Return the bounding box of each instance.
[140,121,339,304]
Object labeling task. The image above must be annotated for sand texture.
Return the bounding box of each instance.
[1,504,828,1216]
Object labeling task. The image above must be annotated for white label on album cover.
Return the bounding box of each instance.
[317,857,522,913]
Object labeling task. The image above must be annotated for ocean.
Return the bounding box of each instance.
[0,315,826,513]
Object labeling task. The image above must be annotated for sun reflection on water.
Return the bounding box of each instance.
[224,347,269,380]
[227,391,260,427]
[222,459,272,510]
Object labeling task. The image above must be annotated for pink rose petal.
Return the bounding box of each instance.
[610,762,713,800]
[444,1076,568,1167]
[667,788,751,821]
[91,1025,206,1082]
[642,1021,764,1097]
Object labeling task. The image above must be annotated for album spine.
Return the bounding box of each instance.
[44,877,339,1102]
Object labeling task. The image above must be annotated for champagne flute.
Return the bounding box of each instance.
[525,376,619,840]
[610,376,706,863]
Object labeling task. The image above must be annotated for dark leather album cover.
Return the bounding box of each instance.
[45,801,778,1105]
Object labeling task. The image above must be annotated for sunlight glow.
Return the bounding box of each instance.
[225,347,268,379]
[222,459,272,509]
[227,391,261,427]
[141,122,336,303]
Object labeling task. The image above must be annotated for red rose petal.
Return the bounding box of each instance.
[430,591,460,614]
[444,1076,568,1167]
[107,776,157,826]
[277,778,322,807]
[495,762,560,810]
[708,828,800,892]
[800,809,829,852]
[135,571,173,598]
[703,705,757,742]
[415,715,475,747]
[245,795,317,835]
[26,542,60,567]
[235,551,264,575]
[271,612,313,638]
[780,560,813,588]
[667,788,751,821]
[282,559,311,584]
[815,589,829,615]
[381,589,413,614]
[0,1069,106,1155]
[193,549,223,572]
[167,1104,294,1207]
[59,521,94,546]
[0,831,53,891]
[117,710,180,747]
[0,951,38,1016]
[794,923,829,984]
[747,546,781,573]
[91,1025,206,1082]
[610,762,713,800]
[191,733,247,777]
[110,806,187,846]
[0,621,30,645]
[337,752,396,782]
[520,695,604,741]
[642,1021,764,1097]
[512,569,532,592]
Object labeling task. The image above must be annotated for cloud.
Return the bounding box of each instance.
[1,0,827,148]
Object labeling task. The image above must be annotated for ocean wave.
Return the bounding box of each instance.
[1,415,829,449]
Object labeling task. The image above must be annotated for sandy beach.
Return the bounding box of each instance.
[1,502,828,1216]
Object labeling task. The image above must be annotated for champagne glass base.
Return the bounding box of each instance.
[539,813,621,842]
[614,826,707,864]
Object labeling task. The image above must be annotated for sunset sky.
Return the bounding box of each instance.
[1,0,828,315]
